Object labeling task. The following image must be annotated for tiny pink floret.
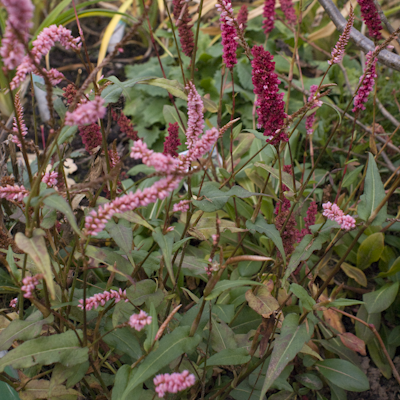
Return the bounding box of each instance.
[153,370,196,398]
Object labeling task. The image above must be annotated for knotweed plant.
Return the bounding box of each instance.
[0,0,400,399]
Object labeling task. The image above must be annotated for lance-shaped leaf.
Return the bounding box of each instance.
[15,229,56,299]
[356,232,384,270]
[203,347,250,367]
[0,312,54,351]
[259,314,312,398]
[0,330,88,372]
[358,153,387,225]
[121,327,201,399]
[152,227,175,285]
[363,282,399,314]
[205,280,263,301]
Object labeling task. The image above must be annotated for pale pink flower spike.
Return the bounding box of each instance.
[78,289,128,311]
[128,310,152,331]
[153,370,196,398]
[322,202,356,231]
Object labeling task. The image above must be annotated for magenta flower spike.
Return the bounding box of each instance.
[280,0,297,26]
[172,0,195,58]
[0,0,34,70]
[263,0,276,34]
[251,45,287,145]
[216,0,238,69]
[357,0,383,40]
[353,51,378,112]
[305,84,323,135]
[163,122,181,157]
[79,123,103,153]
[65,96,106,126]
[237,4,249,30]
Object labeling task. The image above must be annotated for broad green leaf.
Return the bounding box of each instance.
[15,229,56,299]
[290,283,316,311]
[66,361,90,388]
[363,282,399,313]
[0,312,54,351]
[254,162,300,192]
[341,263,367,287]
[112,364,131,400]
[0,330,88,372]
[260,314,312,398]
[212,304,234,323]
[231,380,262,400]
[327,299,364,308]
[245,286,279,316]
[327,381,347,400]
[316,359,370,392]
[43,195,80,235]
[246,216,286,264]
[121,327,201,399]
[163,105,187,135]
[356,232,384,270]
[358,153,387,225]
[152,227,175,285]
[6,246,20,282]
[0,379,20,400]
[19,380,79,399]
[342,165,364,188]
[126,280,157,305]
[378,256,400,277]
[210,319,237,352]
[319,339,360,366]
[267,391,296,400]
[103,327,142,361]
[367,336,391,378]
[203,347,250,367]
[355,305,380,345]
[295,373,323,390]
[238,260,263,277]
[143,303,158,352]
[106,219,133,255]
[205,280,263,300]
[139,78,186,100]
[57,125,78,145]
[116,210,154,231]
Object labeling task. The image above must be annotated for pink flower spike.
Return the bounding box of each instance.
[322,202,356,230]
[353,51,377,112]
[78,289,128,311]
[128,310,152,331]
[185,82,204,150]
[9,297,18,309]
[0,0,34,70]
[280,0,297,25]
[357,0,383,40]
[79,123,103,153]
[153,370,196,398]
[11,92,28,148]
[0,184,29,202]
[42,171,58,187]
[173,0,195,58]
[21,274,43,299]
[263,0,276,34]
[237,5,249,30]
[173,200,191,212]
[163,122,181,157]
[65,96,106,126]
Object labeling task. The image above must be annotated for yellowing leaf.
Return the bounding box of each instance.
[341,263,368,287]
[245,287,279,318]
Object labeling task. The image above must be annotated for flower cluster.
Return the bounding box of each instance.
[353,51,377,112]
[42,171,58,187]
[164,122,181,157]
[0,0,34,70]
[251,46,287,145]
[280,0,297,25]
[128,311,152,331]
[216,0,238,69]
[186,82,205,150]
[153,370,196,398]
[9,298,18,309]
[84,175,180,236]
[263,0,276,34]
[11,25,81,90]
[322,202,356,230]
[0,184,29,202]
[78,289,128,311]
[11,92,28,148]
[237,4,249,30]
[112,109,138,141]
[357,0,383,40]
[63,84,78,105]
[173,200,191,212]
[328,5,355,65]
[300,201,318,238]
[173,0,195,58]
[21,274,43,299]
[305,85,322,135]
[65,96,106,126]
[79,124,103,153]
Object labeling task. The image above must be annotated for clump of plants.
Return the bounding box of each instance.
[0,0,400,399]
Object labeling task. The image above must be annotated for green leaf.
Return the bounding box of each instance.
[205,280,263,301]
[356,232,384,270]
[342,165,364,188]
[295,373,323,390]
[327,299,364,308]
[0,330,88,372]
[358,153,387,225]
[363,282,399,313]
[246,216,286,264]
[6,246,20,282]
[367,336,391,379]
[267,391,296,400]
[103,327,142,361]
[210,319,236,352]
[327,382,347,400]
[212,304,234,323]
[0,380,20,400]
[57,125,78,145]
[231,380,262,400]
[203,347,250,367]
[116,210,154,231]
[152,227,175,285]
[163,105,187,135]
[238,260,262,277]
[121,327,201,399]
[290,283,316,311]
[378,256,400,277]
[0,312,54,351]
[341,263,368,287]
[15,229,56,299]
[143,303,158,352]
[43,195,80,235]
[254,162,300,192]
[106,219,133,255]
[355,305,380,345]
[316,359,370,392]
[260,314,312,398]
[139,78,187,100]
[245,286,279,316]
